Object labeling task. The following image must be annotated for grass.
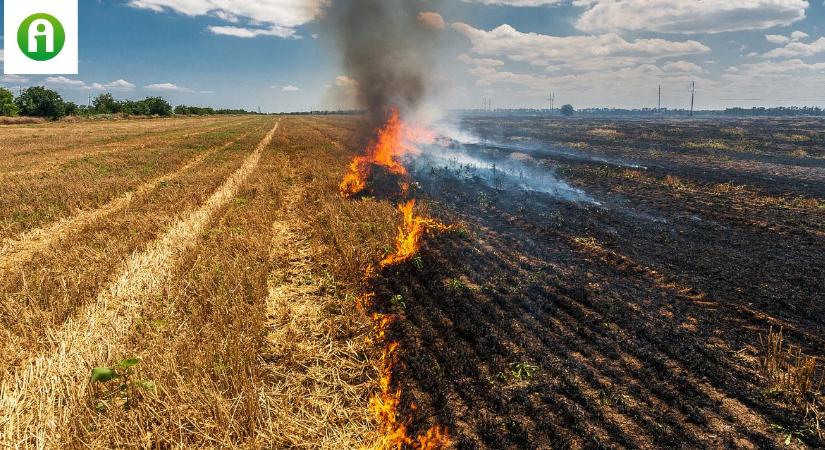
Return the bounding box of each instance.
[759,327,824,441]
[0,116,400,447]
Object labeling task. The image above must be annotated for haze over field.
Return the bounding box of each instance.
[1,0,825,111]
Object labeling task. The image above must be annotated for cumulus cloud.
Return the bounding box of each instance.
[45,77,138,90]
[766,30,810,45]
[1,75,29,84]
[451,22,709,72]
[281,85,300,91]
[766,34,791,44]
[129,0,325,38]
[92,79,137,91]
[718,59,825,104]
[576,0,808,34]
[663,60,705,74]
[449,22,717,108]
[763,37,825,58]
[790,30,809,40]
[45,76,89,88]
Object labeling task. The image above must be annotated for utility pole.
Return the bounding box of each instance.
[689,81,695,117]
[88,94,92,108]
[658,85,661,112]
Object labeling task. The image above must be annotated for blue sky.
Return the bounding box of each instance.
[2,0,824,112]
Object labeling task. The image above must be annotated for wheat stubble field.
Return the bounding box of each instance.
[0,116,401,448]
[2,115,823,449]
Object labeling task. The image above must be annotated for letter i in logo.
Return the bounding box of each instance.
[18,13,66,61]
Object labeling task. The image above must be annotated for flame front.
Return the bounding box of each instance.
[340,109,434,198]
[367,315,450,450]
[381,200,451,268]
[343,110,451,449]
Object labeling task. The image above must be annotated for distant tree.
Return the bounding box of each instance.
[63,101,80,116]
[121,100,145,116]
[15,87,66,119]
[142,97,173,116]
[0,87,18,116]
[174,105,190,115]
[92,93,122,114]
[560,104,575,117]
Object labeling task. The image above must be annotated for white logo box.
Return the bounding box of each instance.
[4,0,78,75]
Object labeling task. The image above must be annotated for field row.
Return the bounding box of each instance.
[0,116,396,447]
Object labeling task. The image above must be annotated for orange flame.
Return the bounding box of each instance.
[340,109,434,198]
[343,110,451,450]
[366,316,450,450]
[381,200,451,268]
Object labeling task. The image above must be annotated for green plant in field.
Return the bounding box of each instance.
[91,358,155,411]
[411,255,424,271]
[770,423,808,447]
[390,294,406,310]
[446,278,465,290]
[497,362,540,383]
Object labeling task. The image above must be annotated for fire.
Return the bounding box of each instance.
[381,200,451,268]
[366,314,450,450]
[340,109,434,198]
[342,109,451,450]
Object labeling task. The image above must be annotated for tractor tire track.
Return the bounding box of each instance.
[0,121,280,448]
[255,162,376,449]
[0,126,259,275]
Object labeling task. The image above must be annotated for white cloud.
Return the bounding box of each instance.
[766,34,791,44]
[129,0,325,38]
[91,79,137,91]
[576,0,808,34]
[44,77,138,91]
[719,59,825,105]
[763,37,825,58]
[207,25,298,39]
[766,30,810,45]
[790,30,809,40]
[45,76,87,88]
[451,22,709,72]
[281,85,300,92]
[146,82,193,92]
[663,60,704,74]
[1,75,28,84]
[459,54,505,69]
[0,49,4,62]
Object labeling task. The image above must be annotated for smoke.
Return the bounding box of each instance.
[326,0,442,126]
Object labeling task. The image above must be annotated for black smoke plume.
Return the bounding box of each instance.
[327,0,442,127]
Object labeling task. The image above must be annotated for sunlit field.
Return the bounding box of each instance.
[0,115,822,448]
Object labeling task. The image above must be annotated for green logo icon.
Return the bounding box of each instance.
[17,13,66,61]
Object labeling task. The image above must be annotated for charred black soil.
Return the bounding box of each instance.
[369,117,824,449]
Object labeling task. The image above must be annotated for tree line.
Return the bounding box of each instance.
[0,86,259,120]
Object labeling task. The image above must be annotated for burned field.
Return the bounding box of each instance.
[367,117,825,448]
[0,115,821,448]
